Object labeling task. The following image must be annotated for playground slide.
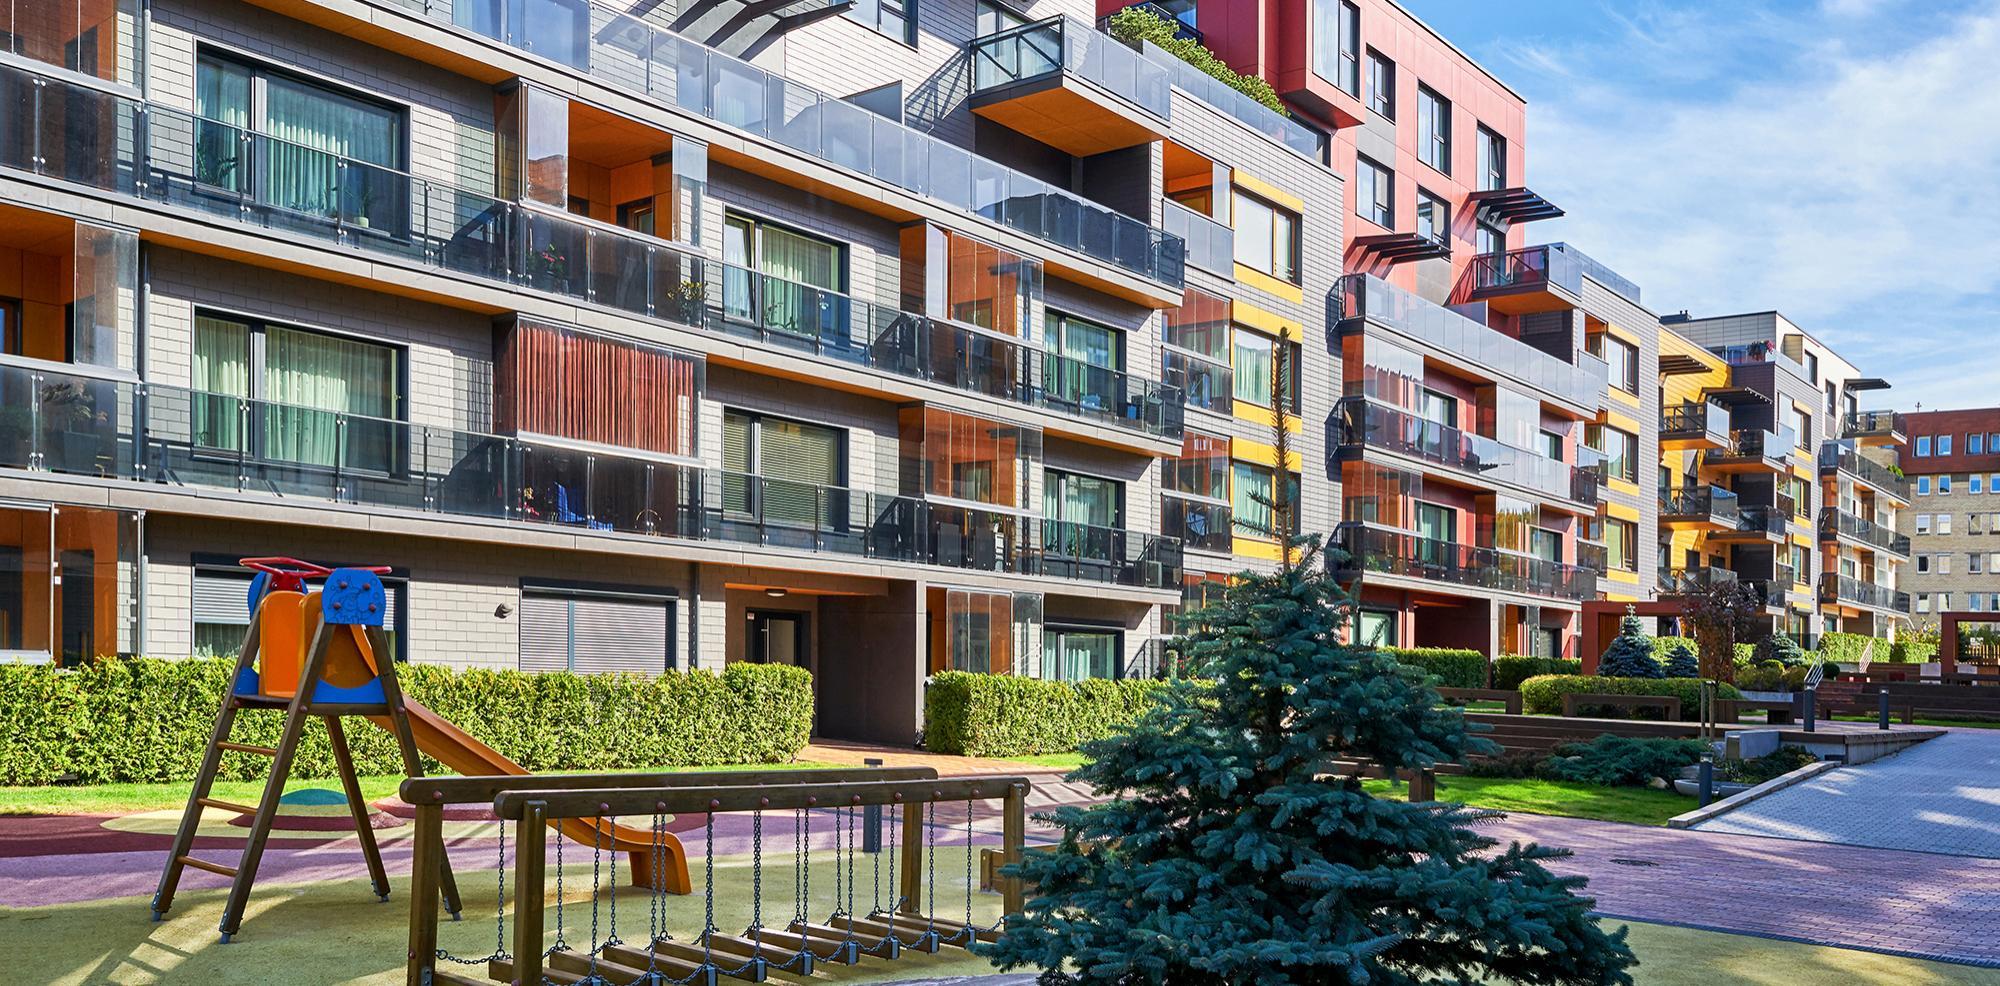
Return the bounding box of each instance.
[370,700,687,891]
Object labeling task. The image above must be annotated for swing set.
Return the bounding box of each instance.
[402,770,1031,986]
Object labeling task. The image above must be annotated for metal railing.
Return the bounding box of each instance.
[1712,427,1795,465]
[0,362,1181,588]
[970,14,1171,118]
[1336,398,1596,504]
[0,60,1183,441]
[1660,566,1737,594]
[1662,400,1731,446]
[1818,444,1911,501]
[1820,508,1912,558]
[1819,574,1912,614]
[1660,485,1742,526]
[1333,525,1598,602]
[1466,243,1641,306]
[1337,274,1608,413]
[1844,409,1907,441]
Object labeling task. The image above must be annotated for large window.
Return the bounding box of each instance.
[1313,0,1360,95]
[1416,190,1448,245]
[846,0,917,44]
[1233,190,1301,283]
[1231,330,1301,412]
[1162,287,1232,412]
[1603,518,1637,573]
[722,409,845,526]
[1356,155,1393,229]
[1416,85,1451,174]
[1476,124,1506,191]
[1232,461,1300,539]
[1044,469,1124,561]
[722,214,847,341]
[1586,423,1638,483]
[1042,626,1121,681]
[192,311,401,470]
[1161,431,1231,552]
[193,563,404,664]
[195,53,408,230]
[1045,310,1123,413]
[1588,333,1639,394]
[1475,221,1504,256]
[519,585,675,674]
[1367,50,1395,118]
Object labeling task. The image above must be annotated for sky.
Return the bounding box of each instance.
[1398,0,2000,412]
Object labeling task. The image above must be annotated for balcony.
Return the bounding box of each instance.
[0,61,1184,443]
[1661,565,1788,609]
[1659,485,1741,531]
[0,362,1181,589]
[1159,495,1230,554]
[1462,243,1644,315]
[1576,539,1609,576]
[1660,400,1732,452]
[1820,574,1912,615]
[1333,526,1598,603]
[1818,444,1911,503]
[1337,274,1608,416]
[1707,501,1790,544]
[1130,37,1324,160]
[1844,409,1907,447]
[1705,428,1795,474]
[1159,197,1233,276]
[1335,399,1596,506]
[968,15,1170,156]
[1819,508,1912,559]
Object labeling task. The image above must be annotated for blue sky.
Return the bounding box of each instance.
[1398,0,2000,411]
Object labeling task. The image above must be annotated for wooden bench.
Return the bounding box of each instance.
[1435,687,1523,715]
[1561,693,1681,720]
[1715,697,1797,724]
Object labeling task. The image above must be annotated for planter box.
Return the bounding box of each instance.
[1739,690,1795,702]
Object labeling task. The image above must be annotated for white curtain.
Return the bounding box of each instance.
[192,315,250,450]
[263,326,396,466]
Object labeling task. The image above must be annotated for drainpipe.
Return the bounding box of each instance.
[687,561,701,670]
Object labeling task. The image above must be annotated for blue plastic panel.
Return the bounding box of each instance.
[320,569,387,627]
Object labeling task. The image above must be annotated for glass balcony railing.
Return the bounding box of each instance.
[1820,574,1911,614]
[369,0,1185,286]
[1660,485,1741,526]
[1131,39,1325,159]
[1159,494,1230,553]
[1159,197,1233,275]
[1711,427,1794,465]
[1337,398,1596,505]
[1845,409,1906,442]
[1659,566,1737,595]
[0,61,1183,441]
[1707,343,1813,385]
[1465,243,1642,307]
[1819,508,1912,558]
[1727,505,1790,538]
[1576,539,1609,576]
[1337,274,1608,412]
[1818,444,1911,501]
[1661,400,1731,446]
[1333,525,1598,602]
[970,15,1171,118]
[0,361,1181,588]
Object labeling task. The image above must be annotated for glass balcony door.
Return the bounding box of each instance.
[192,312,400,473]
[1044,311,1122,414]
[722,214,849,346]
[1042,625,1120,681]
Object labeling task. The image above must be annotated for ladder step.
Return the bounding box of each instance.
[177,854,238,878]
[198,797,260,816]
[217,741,280,756]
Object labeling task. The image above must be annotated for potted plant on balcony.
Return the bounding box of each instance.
[661,277,707,325]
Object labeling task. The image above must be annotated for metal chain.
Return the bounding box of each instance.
[434,816,511,965]
[831,801,843,921]
[550,826,567,953]
[844,806,857,925]
[606,816,620,948]
[749,809,764,936]
[587,816,602,970]
[925,800,937,931]
[963,798,975,939]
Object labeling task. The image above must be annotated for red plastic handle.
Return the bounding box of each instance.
[240,557,391,594]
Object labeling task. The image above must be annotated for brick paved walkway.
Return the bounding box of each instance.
[801,740,1071,776]
[1693,729,2000,858]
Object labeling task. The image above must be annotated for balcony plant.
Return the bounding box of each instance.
[1105,6,1284,112]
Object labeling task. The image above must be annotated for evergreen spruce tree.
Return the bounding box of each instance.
[984,334,1637,986]
[1661,639,1700,678]
[1752,633,1804,667]
[1596,610,1665,679]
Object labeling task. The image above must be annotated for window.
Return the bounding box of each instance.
[1973,553,1985,575]
[1976,475,1986,495]
[1940,514,1954,535]
[1231,330,1301,412]
[1790,544,1812,581]
[1586,423,1638,483]
[1588,334,1639,394]
[1415,501,1455,542]
[1416,85,1451,174]
[1475,221,1504,256]
[1979,513,1991,535]
[193,564,406,663]
[1916,514,1931,534]
[1917,554,1931,573]
[1044,469,1124,529]
[1788,476,1813,519]
[1231,461,1300,538]
[0,298,19,356]
[1045,310,1124,411]
[722,213,847,340]
[975,0,1025,35]
[520,585,675,674]
[1941,435,1954,456]
[1313,0,1360,95]
[845,0,916,44]
[1918,593,1931,614]
[1974,434,1987,456]
[1916,436,1932,456]
[1940,553,1953,574]
[192,311,401,470]
[1530,528,1562,562]
[1367,49,1394,117]
[722,409,845,525]
[1416,190,1448,245]
[1941,475,1954,495]
[1540,430,1564,462]
[1162,287,1232,412]
[1355,156,1394,228]
[1357,609,1397,647]
[1041,626,1122,681]
[1992,473,2000,493]
[1918,477,1932,496]
[1419,388,1458,427]
[195,53,408,230]
[1788,407,1811,448]
[1233,190,1301,282]
[1603,518,1638,572]
[1475,124,1505,191]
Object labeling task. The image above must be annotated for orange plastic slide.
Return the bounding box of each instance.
[371,700,690,892]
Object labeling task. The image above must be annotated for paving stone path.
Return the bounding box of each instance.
[1693,729,2000,858]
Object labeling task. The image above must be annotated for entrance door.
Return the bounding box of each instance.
[750,611,808,667]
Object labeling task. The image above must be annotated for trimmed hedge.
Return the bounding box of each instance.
[1492,656,1582,691]
[0,658,814,786]
[1890,636,1937,664]
[1519,675,1741,722]
[924,671,1167,757]
[1382,647,1486,689]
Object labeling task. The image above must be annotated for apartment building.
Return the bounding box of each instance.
[1898,409,2000,625]
[0,0,1348,742]
[1664,312,1909,640]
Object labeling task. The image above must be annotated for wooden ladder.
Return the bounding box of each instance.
[150,593,462,941]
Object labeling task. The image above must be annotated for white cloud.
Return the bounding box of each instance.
[1513,1,2000,407]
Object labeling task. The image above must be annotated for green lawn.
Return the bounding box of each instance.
[1364,775,1694,826]
[0,761,847,816]
[1000,752,1089,770]
[1831,714,2000,730]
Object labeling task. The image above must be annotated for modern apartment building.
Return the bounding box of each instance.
[0,0,1349,742]
[1663,311,1909,640]
[1897,408,2000,625]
